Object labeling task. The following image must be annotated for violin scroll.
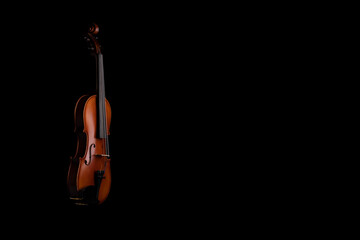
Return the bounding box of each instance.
[84,23,101,54]
[89,23,99,35]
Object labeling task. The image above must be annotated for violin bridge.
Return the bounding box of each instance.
[95,154,110,157]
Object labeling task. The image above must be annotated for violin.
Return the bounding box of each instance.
[67,23,111,205]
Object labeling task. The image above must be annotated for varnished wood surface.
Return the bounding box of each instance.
[67,95,112,204]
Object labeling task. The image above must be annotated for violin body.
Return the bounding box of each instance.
[67,95,111,205]
[67,23,112,205]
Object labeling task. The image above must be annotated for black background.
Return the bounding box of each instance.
[0,7,225,228]
[0,4,332,235]
[0,4,286,236]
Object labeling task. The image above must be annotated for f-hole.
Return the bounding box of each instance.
[85,143,96,165]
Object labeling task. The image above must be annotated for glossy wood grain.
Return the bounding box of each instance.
[67,95,111,204]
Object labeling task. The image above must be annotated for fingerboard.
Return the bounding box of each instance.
[96,53,107,139]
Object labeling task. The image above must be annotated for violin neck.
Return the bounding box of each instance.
[96,53,107,139]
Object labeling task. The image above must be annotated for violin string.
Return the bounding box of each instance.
[100,53,109,172]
